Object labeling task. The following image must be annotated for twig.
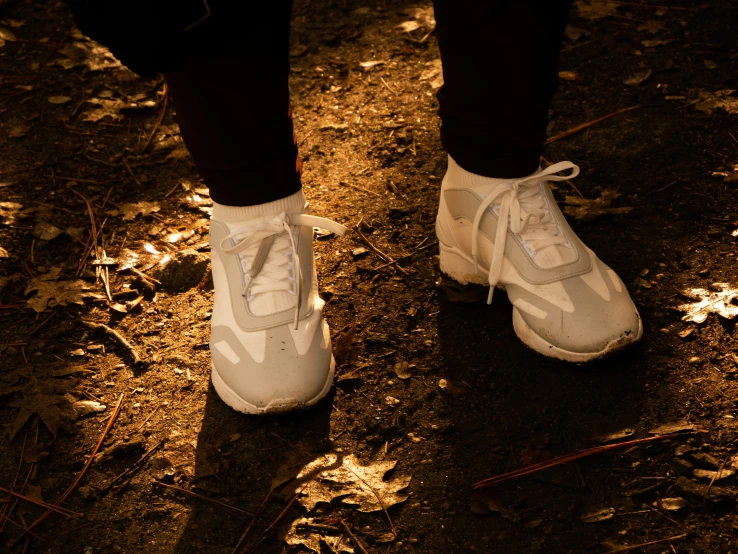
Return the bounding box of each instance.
[80,321,143,366]
[606,533,688,553]
[373,239,436,271]
[242,486,306,554]
[355,223,408,275]
[155,482,255,518]
[339,520,369,554]
[545,105,642,145]
[473,434,682,489]
[22,394,125,537]
[122,158,141,186]
[608,0,695,11]
[0,514,45,541]
[141,84,168,152]
[103,438,166,493]
[703,454,730,505]
[380,77,396,95]
[339,180,381,197]
[123,405,160,437]
[656,179,679,193]
[231,489,271,554]
[540,156,584,199]
[0,487,81,518]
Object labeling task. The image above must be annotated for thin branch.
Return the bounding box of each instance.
[473,433,682,489]
[545,105,642,145]
[23,394,125,536]
[606,533,688,553]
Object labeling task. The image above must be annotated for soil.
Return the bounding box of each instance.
[2,0,738,553]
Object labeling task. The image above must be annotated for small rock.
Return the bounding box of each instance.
[78,485,95,501]
[674,476,736,501]
[669,457,693,476]
[394,361,412,380]
[151,248,209,291]
[693,468,734,480]
[690,452,722,470]
[351,247,368,258]
[688,356,701,364]
[385,396,400,407]
[656,497,688,511]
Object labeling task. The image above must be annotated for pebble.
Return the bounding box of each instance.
[688,356,701,364]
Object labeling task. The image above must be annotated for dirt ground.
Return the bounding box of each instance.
[2,0,738,552]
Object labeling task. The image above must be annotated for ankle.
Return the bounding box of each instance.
[444,155,539,191]
[212,190,306,224]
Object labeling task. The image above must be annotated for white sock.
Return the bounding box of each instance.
[443,155,539,193]
[212,190,306,225]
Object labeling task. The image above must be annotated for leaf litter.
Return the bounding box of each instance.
[278,452,411,513]
[678,283,738,323]
[25,278,95,312]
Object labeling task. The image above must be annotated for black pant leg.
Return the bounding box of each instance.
[165,2,300,206]
[433,0,573,178]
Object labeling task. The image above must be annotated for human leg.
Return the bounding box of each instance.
[433,0,642,361]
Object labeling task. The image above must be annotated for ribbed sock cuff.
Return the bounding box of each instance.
[212,189,306,223]
[445,155,540,190]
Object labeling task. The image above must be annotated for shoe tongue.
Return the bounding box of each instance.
[244,228,298,316]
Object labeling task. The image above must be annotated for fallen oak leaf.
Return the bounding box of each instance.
[677,283,738,324]
[281,453,411,514]
[7,392,77,440]
[282,518,354,554]
[24,278,94,312]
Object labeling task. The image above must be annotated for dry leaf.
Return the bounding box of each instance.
[1,201,23,225]
[57,39,122,72]
[693,468,734,480]
[106,201,160,221]
[281,453,411,513]
[419,59,443,89]
[678,284,738,323]
[73,400,107,417]
[692,89,738,116]
[580,507,615,523]
[360,60,385,69]
[575,0,619,20]
[25,278,92,312]
[623,68,652,87]
[657,497,688,511]
[396,20,421,33]
[8,124,30,138]
[648,420,698,435]
[81,97,126,122]
[564,190,633,221]
[33,220,63,241]
[641,39,671,48]
[0,27,17,41]
[7,392,76,439]
[283,518,354,553]
[637,20,664,34]
[559,71,580,81]
[48,96,71,104]
[111,240,176,271]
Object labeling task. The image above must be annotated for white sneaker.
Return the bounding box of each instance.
[209,199,346,414]
[436,156,642,362]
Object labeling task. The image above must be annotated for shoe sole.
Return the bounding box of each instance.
[439,242,643,363]
[211,356,335,415]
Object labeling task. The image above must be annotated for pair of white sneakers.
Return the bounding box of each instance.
[208,157,642,414]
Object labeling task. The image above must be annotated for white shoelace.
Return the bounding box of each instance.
[220,212,347,328]
[471,161,580,304]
